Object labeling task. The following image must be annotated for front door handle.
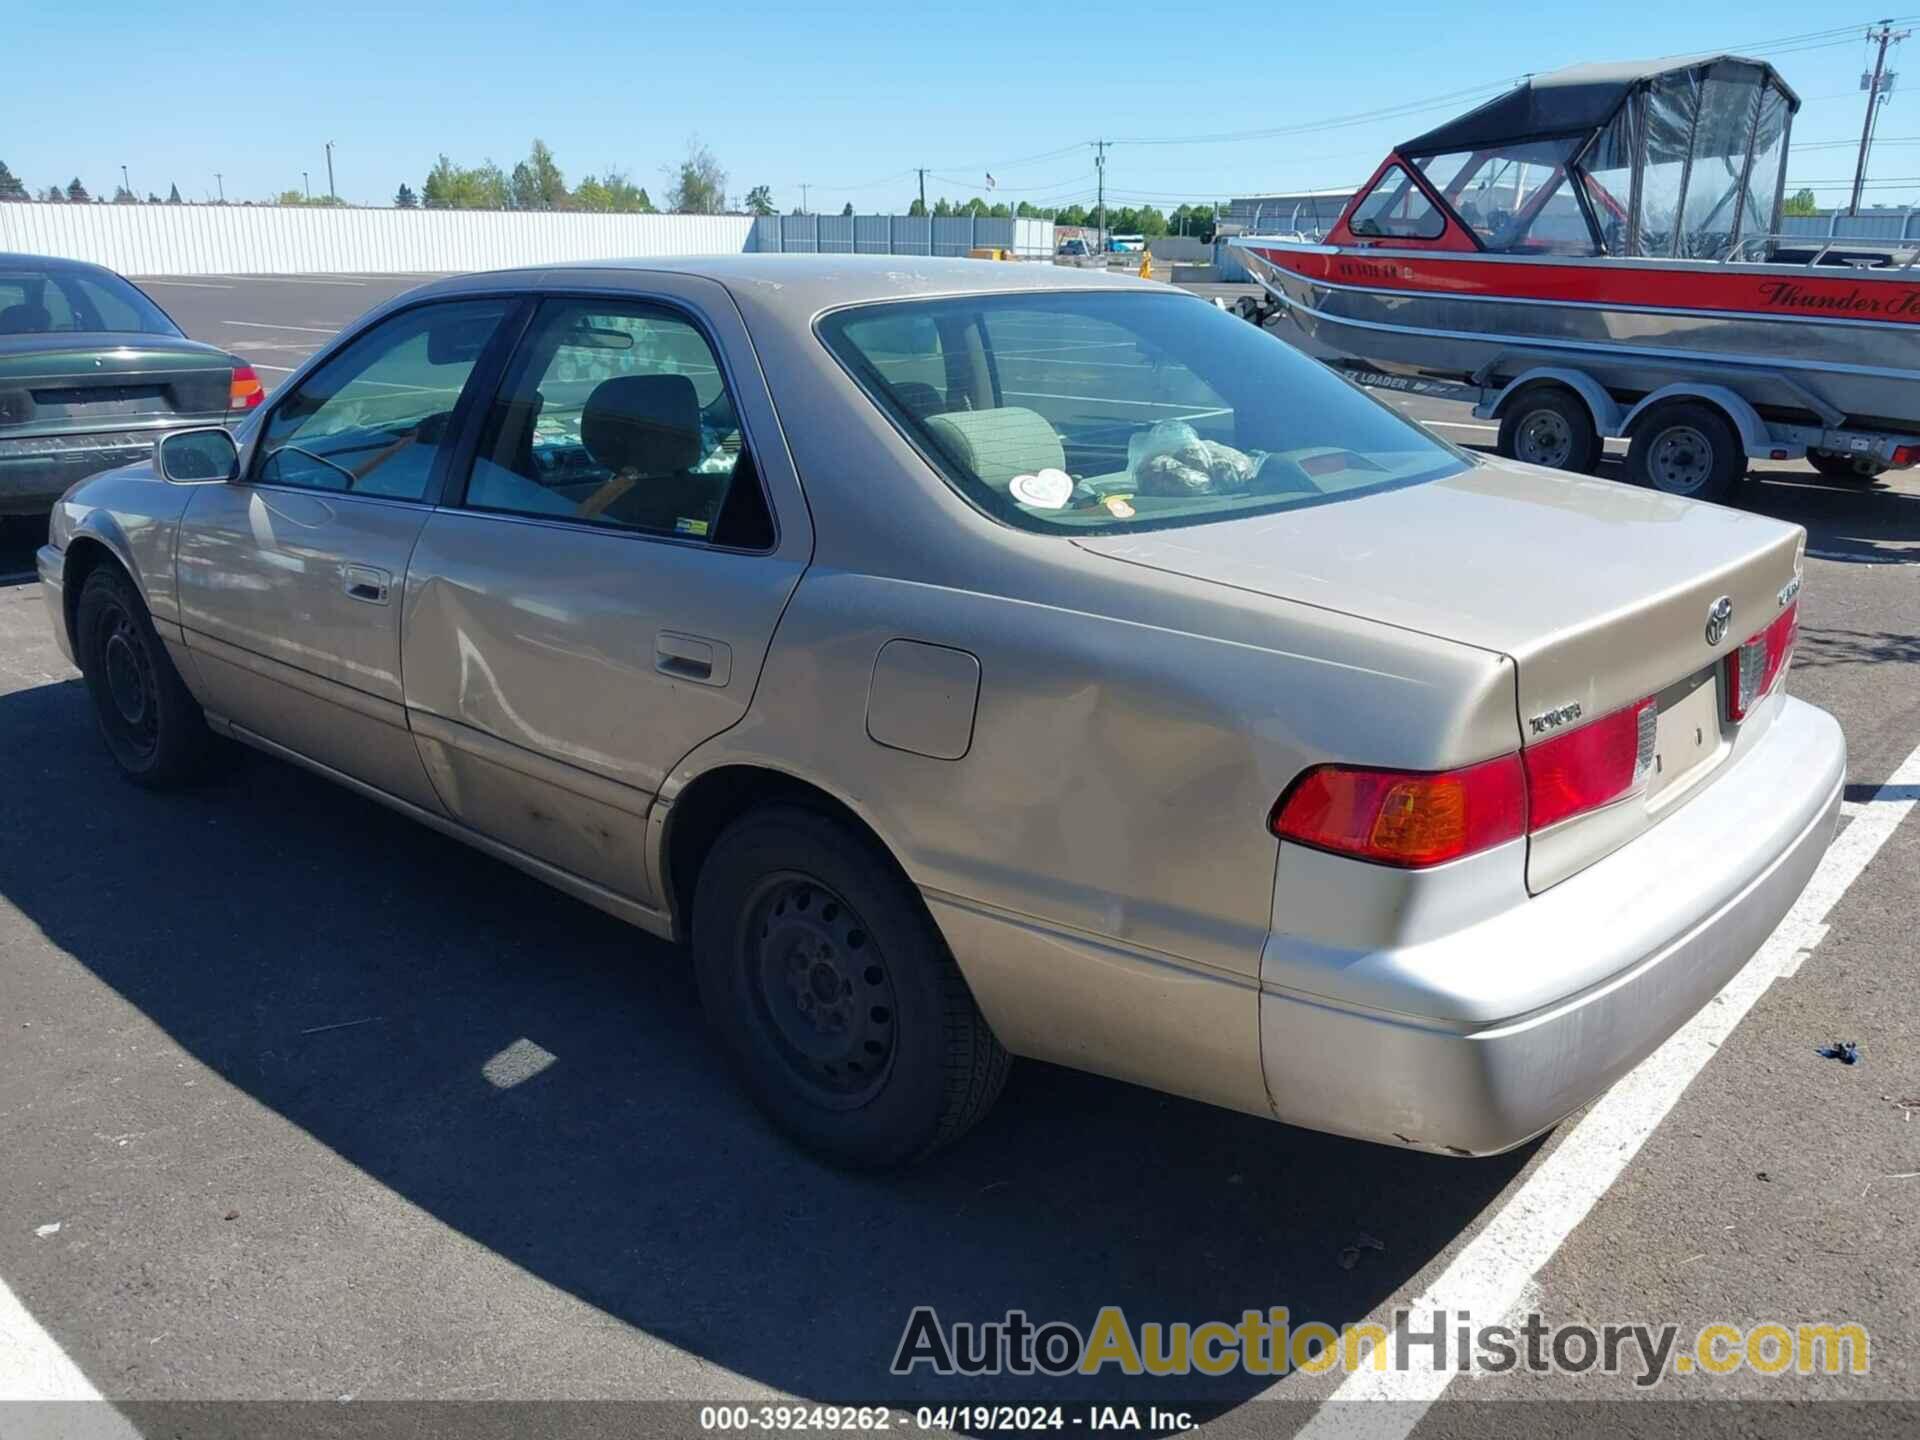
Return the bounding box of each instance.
[655,630,732,687]
[342,564,392,605]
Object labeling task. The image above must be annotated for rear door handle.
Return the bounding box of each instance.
[656,630,732,687]
[342,564,391,605]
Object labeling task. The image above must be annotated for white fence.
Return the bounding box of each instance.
[0,204,757,276]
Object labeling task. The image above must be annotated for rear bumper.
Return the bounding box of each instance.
[0,420,229,514]
[1259,696,1845,1155]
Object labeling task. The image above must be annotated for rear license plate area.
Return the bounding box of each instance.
[1649,669,1723,802]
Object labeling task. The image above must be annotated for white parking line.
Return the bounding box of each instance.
[249,364,298,373]
[135,279,234,289]
[221,320,340,335]
[1293,739,1920,1435]
[207,275,366,286]
[0,1272,136,1434]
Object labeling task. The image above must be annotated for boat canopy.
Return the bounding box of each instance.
[1389,54,1801,261]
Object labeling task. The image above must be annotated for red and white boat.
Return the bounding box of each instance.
[1232,54,1920,492]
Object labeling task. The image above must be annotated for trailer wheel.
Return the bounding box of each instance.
[1496,387,1601,474]
[1627,402,1744,504]
[1807,449,1887,483]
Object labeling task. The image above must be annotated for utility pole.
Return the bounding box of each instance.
[800,182,809,214]
[302,171,310,201]
[1852,20,1911,216]
[214,172,224,203]
[325,140,336,203]
[917,168,926,213]
[1094,140,1108,253]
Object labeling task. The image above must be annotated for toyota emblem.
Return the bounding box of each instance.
[1705,595,1734,646]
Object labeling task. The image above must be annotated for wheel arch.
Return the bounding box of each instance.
[1482,368,1622,438]
[59,530,141,657]
[660,762,918,945]
[1620,384,1771,458]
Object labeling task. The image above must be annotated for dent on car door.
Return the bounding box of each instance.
[174,298,515,811]
[401,286,809,907]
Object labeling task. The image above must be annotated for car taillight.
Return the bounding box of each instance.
[1522,697,1658,832]
[229,364,264,410]
[1890,444,1919,468]
[1727,600,1798,720]
[1269,755,1526,868]
[1272,697,1666,865]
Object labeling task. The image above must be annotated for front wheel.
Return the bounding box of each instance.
[75,565,213,785]
[692,805,1011,1169]
[1807,449,1887,483]
[1497,387,1601,474]
[1626,402,1745,504]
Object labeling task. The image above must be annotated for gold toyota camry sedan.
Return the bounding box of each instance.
[37,257,1843,1169]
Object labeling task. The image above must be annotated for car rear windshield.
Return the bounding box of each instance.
[816,290,1467,534]
[0,266,180,337]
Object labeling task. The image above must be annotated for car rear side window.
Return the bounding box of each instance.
[818,290,1466,535]
[454,299,774,548]
[254,299,511,501]
[0,268,178,336]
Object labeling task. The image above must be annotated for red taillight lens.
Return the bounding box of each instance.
[1270,755,1526,868]
[1890,444,1918,468]
[1727,600,1798,720]
[1522,697,1657,832]
[229,364,264,411]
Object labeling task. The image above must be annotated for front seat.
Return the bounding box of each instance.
[0,304,52,335]
[577,373,716,534]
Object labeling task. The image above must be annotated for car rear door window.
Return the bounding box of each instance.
[456,299,773,548]
[253,300,511,501]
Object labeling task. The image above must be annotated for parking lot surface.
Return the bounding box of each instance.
[0,270,1915,1436]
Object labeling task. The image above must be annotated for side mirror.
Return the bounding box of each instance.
[156,427,240,484]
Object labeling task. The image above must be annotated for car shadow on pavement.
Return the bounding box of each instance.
[0,675,1532,1421]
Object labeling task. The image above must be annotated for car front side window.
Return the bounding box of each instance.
[253,299,512,502]
[455,298,773,548]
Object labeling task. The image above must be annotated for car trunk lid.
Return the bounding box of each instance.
[0,334,235,434]
[1074,459,1805,889]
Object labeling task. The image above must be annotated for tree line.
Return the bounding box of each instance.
[1,148,1226,233]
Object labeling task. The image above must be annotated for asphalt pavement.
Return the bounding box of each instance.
[0,271,1914,1437]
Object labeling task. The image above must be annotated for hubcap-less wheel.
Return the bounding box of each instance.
[96,606,159,759]
[1646,424,1715,494]
[745,874,897,1108]
[1514,408,1574,468]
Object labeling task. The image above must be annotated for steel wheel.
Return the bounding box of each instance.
[1644,424,1716,495]
[92,596,162,761]
[1513,407,1575,469]
[743,872,898,1109]
[76,564,214,786]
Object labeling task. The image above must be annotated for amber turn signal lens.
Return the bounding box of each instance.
[1270,756,1527,868]
[229,365,264,410]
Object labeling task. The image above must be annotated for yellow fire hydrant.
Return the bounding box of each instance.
[1138,250,1154,280]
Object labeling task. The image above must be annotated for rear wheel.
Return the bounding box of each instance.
[75,565,213,786]
[1497,387,1601,474]
[692,805,1010,1169]
[1807,449,1887,483]
[1627,402,1744,504]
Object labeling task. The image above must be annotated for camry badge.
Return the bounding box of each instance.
[1705,595,1734,646]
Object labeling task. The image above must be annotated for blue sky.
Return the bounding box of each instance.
[4,2,1917,210]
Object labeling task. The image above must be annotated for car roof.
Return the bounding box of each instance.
[0,251,121,278]
[409,253,1166,322]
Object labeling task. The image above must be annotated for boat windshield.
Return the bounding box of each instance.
[817,290,1468,536]
[1417,139,1595,255]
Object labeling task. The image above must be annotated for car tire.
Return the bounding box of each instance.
[1807,449,1886,483]
[1627,402,1744,503]
[1497,387,1601,474]
[692,804,1011,1169]
[75,564,213,786]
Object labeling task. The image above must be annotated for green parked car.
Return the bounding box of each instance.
[1,253,262,518]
